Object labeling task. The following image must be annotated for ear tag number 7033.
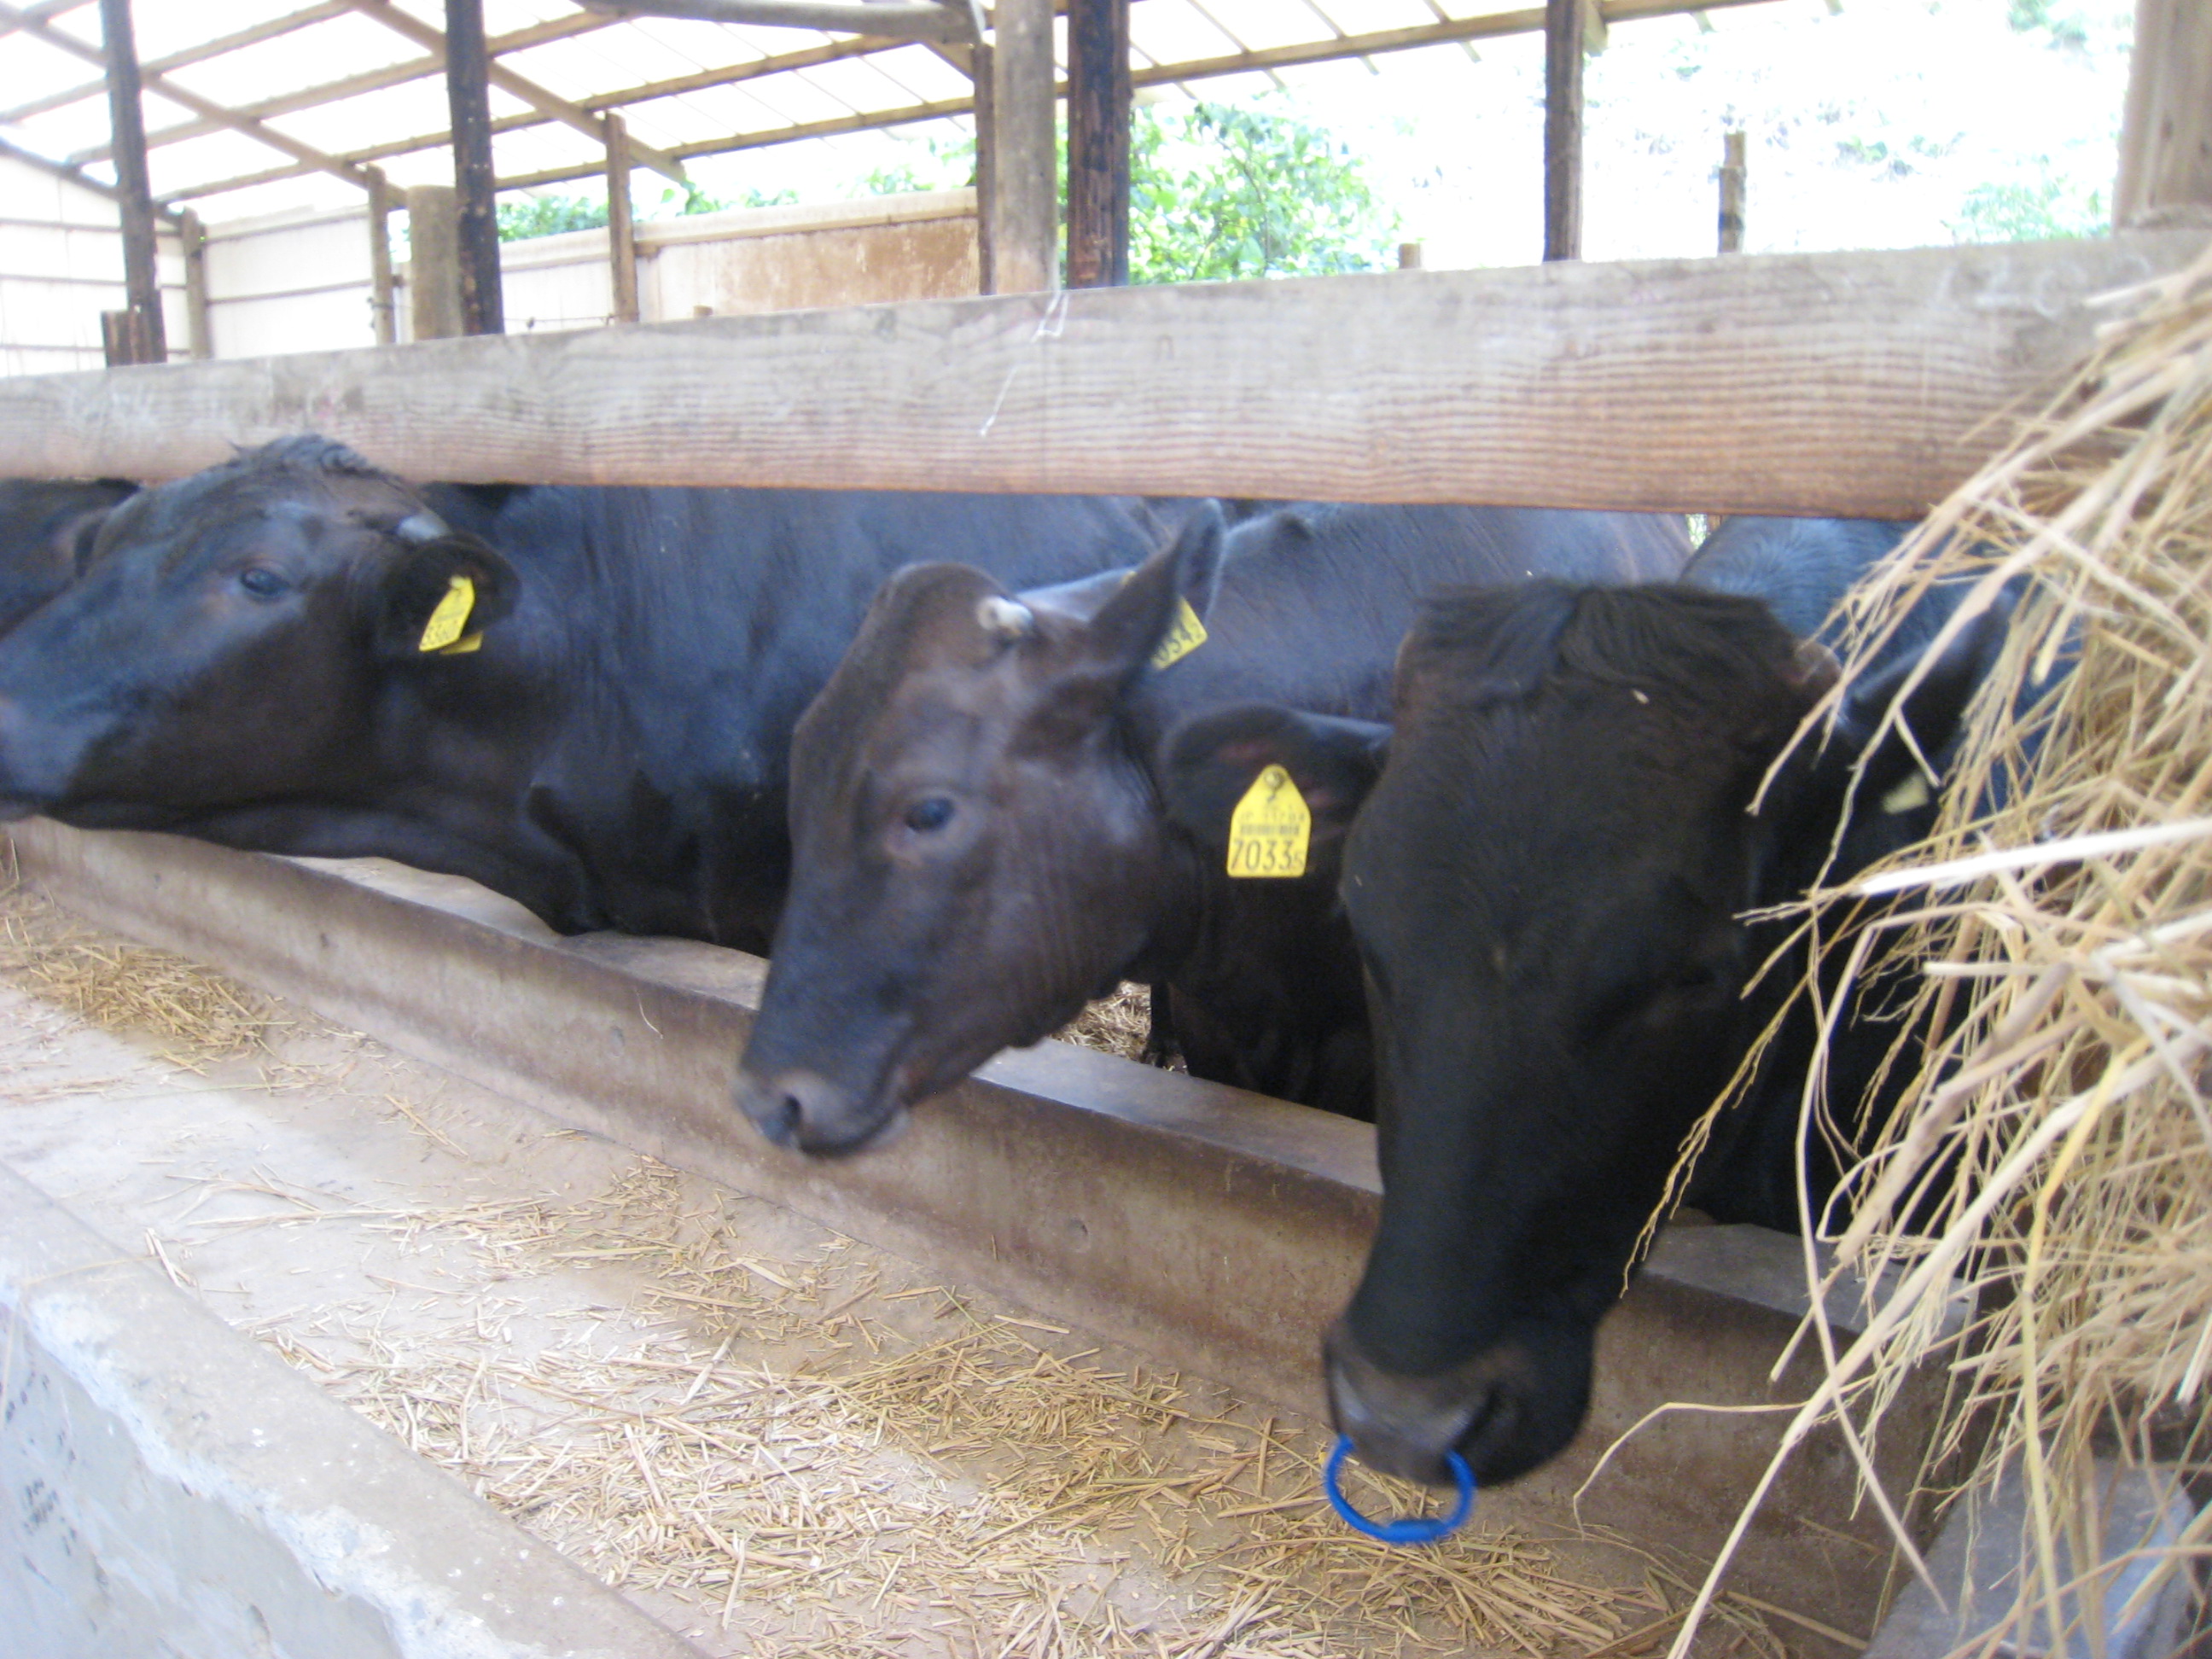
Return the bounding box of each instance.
[1226,765,1311,879]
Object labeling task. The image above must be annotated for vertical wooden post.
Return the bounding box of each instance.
[988,0,1057,294]
[367,168,397,346]
[406,184,465,341]
[444,0,504,335]
[970,40,996,294]
[1064,0,1130,288]
[1397,242,1424,269]
[1717,130,1746,253]
[98,0,166,363]
[1542,0,1585,261]
[2113,0,2212,227]
[604,114,640,325]
[178,208,211,358]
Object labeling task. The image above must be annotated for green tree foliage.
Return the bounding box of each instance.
[495,181,797,242]
[496,195,606,241]
[1128,102,1396,282]
[1949,168,2108,242]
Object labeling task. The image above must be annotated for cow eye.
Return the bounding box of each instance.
[237,566,290,600]
[902,797,956,834]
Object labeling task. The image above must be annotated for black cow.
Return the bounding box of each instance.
[1158,577,2003,1487]
[735,502,1691,1153]
[0,479,136,633]
[0,438,1153,949]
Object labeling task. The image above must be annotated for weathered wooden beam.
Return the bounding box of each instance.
[0,0,378,192]
[154,33,888,204]
[0,236,2197,519]
[1718,129,1745,253]
[1542,0,1583,260]
[0,0,86,36]
[2114,0,2212,227]
[3,0,355,125]
[0,133,179,223]
[1064,0,1130,289]
[405,184,463,341]
[987,0,1056,293]
[604,114,640,326]
[178,207,209,358]
[98,0,166,364]
[73,12,618,167]
[969,40,995,294]
[366,170,397,346]
[343,0,687,184]
[444,0,503,337]
[580,0,975,40]
[154,0,1792,206]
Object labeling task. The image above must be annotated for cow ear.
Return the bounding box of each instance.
[1816,601,2005,814]
[1065,499,1226,673]
[1158,701,1389,883]
[375,526,521,661]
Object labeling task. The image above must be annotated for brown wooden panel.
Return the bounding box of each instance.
[0,234,2200,517]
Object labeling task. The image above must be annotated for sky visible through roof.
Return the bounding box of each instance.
[0,0,2136,268]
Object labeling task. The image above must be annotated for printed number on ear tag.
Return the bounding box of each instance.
[1226,765,1311,879]
[418,574,475,653]
[1150,597,1208,671]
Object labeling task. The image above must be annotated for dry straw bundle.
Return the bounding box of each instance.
[1674,238,2212,1655]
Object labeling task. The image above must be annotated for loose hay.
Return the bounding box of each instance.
[1059,981,1155,1062]
[0,867,271,1057]
[0,875,1773,1652]
[1668,241,2212,1655]
[270,1159,1719,1658]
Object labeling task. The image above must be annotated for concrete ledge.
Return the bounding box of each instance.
[8,818,1951,1634]
[0,1162,703,1659]
[1865,1464,2199,1659]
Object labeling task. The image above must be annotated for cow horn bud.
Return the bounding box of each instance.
[975,596,1034,641]
[1790,638,1842,694]
[393,511,451,544]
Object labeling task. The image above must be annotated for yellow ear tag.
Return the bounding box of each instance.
[418,573,475,653]
[1225,765,1311,879]
[1150,597,1208,671]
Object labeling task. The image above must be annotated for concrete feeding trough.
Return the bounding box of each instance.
[0,818,1953,1638]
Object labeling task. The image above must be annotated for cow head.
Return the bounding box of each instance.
[735,506,1228,1155]
[0,436,518,824]
[1161,580,1997,1486]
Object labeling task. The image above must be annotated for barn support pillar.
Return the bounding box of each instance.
[405,185,465,341]
[97,0,166,364]
[604,114,641,325]
[1717,130,1746,253]
[2115,0,2212,227]
[1540,0,1585,259]
[367,170,398,346]
[444,0,504,335]
[178,209,211,358]
[987,0,1057,294]
[1065,0,1131,288]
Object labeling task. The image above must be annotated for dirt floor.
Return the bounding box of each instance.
[0,874,1793,1659]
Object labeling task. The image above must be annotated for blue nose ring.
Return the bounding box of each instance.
[1324,1435,1476,1544]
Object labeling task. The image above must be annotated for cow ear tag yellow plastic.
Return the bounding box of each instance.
[1225,765,1311,878]
[1150,597,1208,671]
[418,573,475,653]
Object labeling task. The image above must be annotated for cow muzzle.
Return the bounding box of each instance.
[1323,1315,1583,1488]
[734,1065,905,1156]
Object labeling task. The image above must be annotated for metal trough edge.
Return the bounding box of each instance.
[8,818,1941,1635]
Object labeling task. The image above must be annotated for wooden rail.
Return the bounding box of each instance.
[0,232,2202,515]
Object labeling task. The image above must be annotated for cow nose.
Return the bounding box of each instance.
[1324,1330,1481,1487]
[735,1066,877,1153]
